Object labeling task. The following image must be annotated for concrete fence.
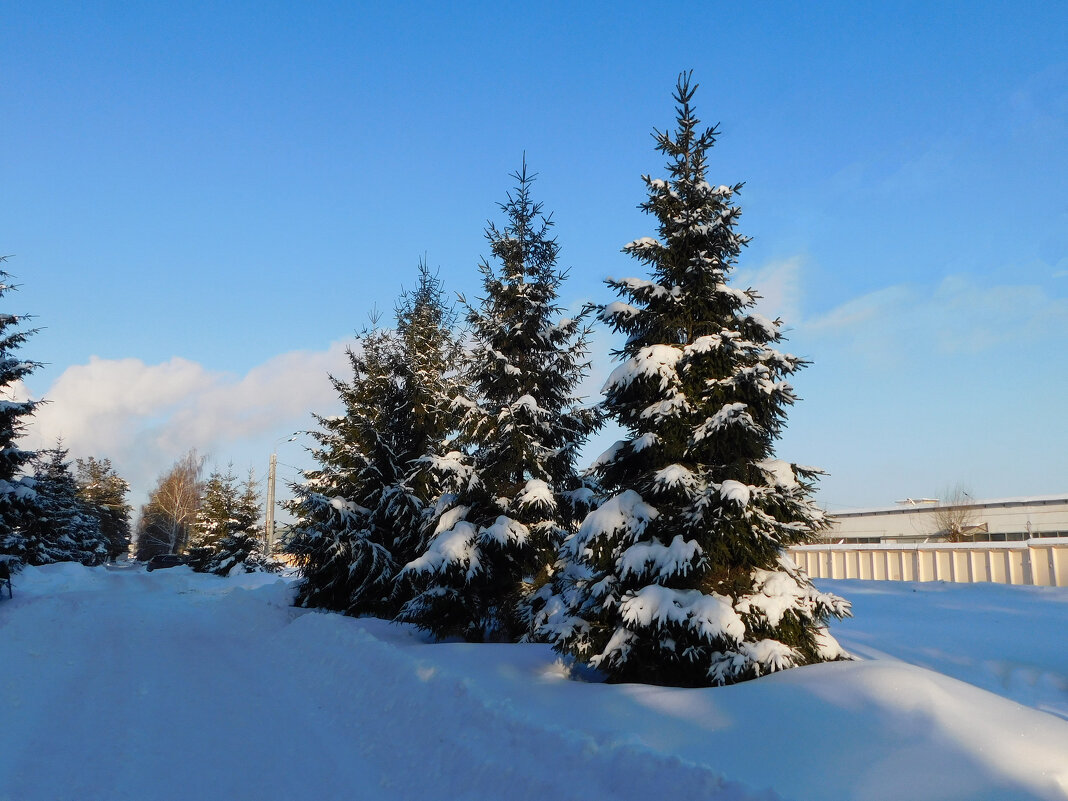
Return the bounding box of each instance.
[788,537,1068,587]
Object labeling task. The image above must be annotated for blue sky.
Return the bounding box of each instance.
[3,1,1066,512]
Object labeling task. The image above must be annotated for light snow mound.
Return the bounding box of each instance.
[719,479,752,507]
[0,564,776,801]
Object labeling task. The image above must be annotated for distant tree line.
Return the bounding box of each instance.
[0,258,274,576]
[134,452,277,575]
[0,262,133,571]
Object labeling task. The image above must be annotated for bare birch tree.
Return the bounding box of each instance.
[134,450,206,559]
[931,486,983,542]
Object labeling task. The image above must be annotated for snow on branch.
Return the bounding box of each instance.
[399,519,479,579]
[617,585,744,643]
[717,480,751,508]
[640,393,692,421]
[479,516,530,548]
[604,344,683,393]
[617,535,703,582]
[631,432,661,452]
[745,312,779,339]
[514,479,557,513]
[652,464,701,495]
[621,238,666,263]
[565,490,658,559]
[740,639,798,676]
[691,402,762,443]
[614,276,680,301]
[601,301,641,322]
[755,459,798,489]
[589,439,627,472]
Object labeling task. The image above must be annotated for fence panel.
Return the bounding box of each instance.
[789,538,1068,587]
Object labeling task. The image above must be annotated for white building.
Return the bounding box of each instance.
[823,494,1068,544]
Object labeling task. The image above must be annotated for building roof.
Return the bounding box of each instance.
[828,493,1068,518]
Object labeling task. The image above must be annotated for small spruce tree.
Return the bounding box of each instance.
[75,457,133,561]
[23,445,107,566]
[205,469,274,574]
[186,468,240,570]
[0,262,41,571]
[396,163,599,642]
[388,261,464,575]
[188,467,274,574]
[543,74,850,686]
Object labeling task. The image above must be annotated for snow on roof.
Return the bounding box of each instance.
[829,493,1068,517]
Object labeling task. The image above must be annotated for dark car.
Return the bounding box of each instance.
[146,554,189,572]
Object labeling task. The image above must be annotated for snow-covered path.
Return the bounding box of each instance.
[0,566,766,801]
[2,564,1067,801]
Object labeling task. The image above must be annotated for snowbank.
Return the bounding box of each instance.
[1,564,1066,801]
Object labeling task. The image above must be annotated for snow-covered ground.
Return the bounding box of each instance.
[1,564,1066,801]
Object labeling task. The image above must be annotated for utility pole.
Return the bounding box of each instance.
[264,433,300,554]
[265,452,277,553]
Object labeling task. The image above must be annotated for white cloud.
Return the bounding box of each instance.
[24,340,356,506]
[733,256,804,325]
[804,274,1068,361]
[1008,62,1068,144]
[803,285,910,334]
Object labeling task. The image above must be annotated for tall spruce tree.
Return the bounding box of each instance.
[543,74,850,686]
[396,163,599,642]
[75,457,132,561]
[0,263,41,571]
[287,265,461,616]
[388,261,464,574]
[23,445,107,566]
[286,325,407,614]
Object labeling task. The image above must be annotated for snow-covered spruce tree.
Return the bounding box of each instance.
[0,262,41,571]
[396,163,599,642]
[22,445,107,566]
[544,74,850,686]
[205,470,275,575]
[186,468,239,570]
[286,324,412,615]
[75,457,133,561]
[189,468,275,574]
[387,261,464,574]
[287,267,462,616]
